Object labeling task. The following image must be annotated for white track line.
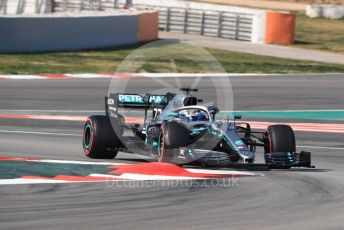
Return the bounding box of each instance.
[0,178,73,185]
[297,145,344,150]
[0,75,49,80]
[186,168,260,176]
[0,157,129,165]
[65,73,108,78]
[90,172,259,180]
[0,129,81,136]
[29,159,126,165]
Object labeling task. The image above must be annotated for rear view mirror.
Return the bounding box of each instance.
[232,114,242,120]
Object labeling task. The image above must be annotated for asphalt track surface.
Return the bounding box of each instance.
[1,74,344,230]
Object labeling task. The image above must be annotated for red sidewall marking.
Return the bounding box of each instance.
[83,119,94,156]
[267,130,272,153]
[157,127,165,162]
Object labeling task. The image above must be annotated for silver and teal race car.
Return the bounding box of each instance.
[82,88,313,169]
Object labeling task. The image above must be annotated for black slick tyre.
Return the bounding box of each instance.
[83,115,121,159]
[265,125,296,169]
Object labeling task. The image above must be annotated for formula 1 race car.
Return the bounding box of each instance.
[82,88,313,169]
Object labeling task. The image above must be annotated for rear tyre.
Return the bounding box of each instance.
[265,125,296,169]
[83,115,121,159]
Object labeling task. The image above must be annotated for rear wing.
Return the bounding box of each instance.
[107,93,175,109]
[105,93,176,119]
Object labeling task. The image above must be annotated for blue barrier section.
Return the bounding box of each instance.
[0,14,139,53]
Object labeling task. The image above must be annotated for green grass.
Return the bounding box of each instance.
[0,43,344,74]
[294,12,344,54]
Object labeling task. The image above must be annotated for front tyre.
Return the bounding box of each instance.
[265,125,296,153]
[157,125,174,162]
[157,121,189,163]
[83,115,121,159]
[265,124,296,169]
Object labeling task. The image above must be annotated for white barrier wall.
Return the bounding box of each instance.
[0,0,52,14]
[122,0,267,43]
[0,0,295,45]
[0,12,139,53]
[251,11,266,43]
[51,0,267,43]
[306,4,344,20]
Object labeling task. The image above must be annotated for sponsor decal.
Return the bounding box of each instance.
[118,94,144,104]
[107,98,115,105]
[149,95,165,104]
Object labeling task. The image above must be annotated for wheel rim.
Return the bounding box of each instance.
[83,122,93,155]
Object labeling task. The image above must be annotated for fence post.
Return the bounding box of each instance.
[17,0,25,14]
[63,0,67,11]
[166,7,171,32]
[35,0,38,13]
[99,0,102,11]
[89,0,93,10]
[217,11,223,37]
[80,0,84,11]
[183,9,188,34]
[200,11,205,35]
[35,0,45,13]
[0,0,8,14]
[235,13,240,40]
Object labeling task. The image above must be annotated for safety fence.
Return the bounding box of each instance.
[0,0,51,14]
[55,0,254,41]
[155,7,253,41]
[1,0,256,42]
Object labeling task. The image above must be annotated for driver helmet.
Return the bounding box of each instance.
[191,111,207,121]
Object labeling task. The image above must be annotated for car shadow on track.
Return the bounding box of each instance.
[286,168,331,172]
[113,158,330,173]
[115,158,151,163]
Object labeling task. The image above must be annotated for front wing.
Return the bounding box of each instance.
[173,148,314,169]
